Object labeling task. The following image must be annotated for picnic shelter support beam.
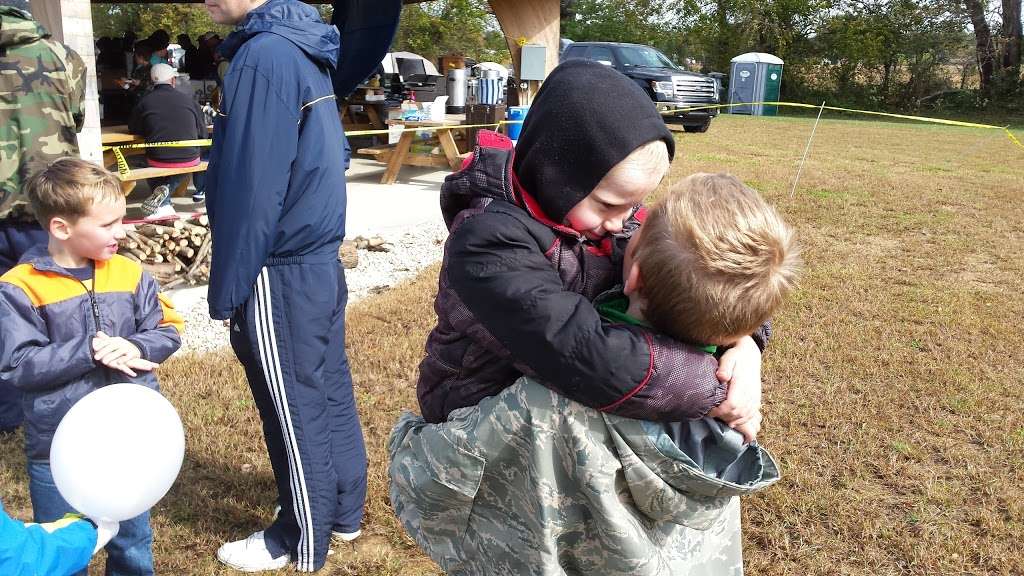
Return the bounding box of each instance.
[488,0,559,103]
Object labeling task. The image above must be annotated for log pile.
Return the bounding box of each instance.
[118,215,212,289]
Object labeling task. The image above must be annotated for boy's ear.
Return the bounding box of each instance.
[623,262,643,296]
[49,217,72,240]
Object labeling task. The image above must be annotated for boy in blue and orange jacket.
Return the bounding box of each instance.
[0,158,183,575]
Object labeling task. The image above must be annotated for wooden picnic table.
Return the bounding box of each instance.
[360,120,468,185]
[340,99,386,132]
[101,125,145,168]
[101,125,210,195]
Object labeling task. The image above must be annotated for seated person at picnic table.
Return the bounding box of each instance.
[129,63,207,220]
[416,58,768,431]
[390,172,801,575]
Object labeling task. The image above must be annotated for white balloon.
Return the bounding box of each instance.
[49,384,185,522]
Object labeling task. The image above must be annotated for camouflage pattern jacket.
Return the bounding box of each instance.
[391,378,781,576]
[417,131,769,423]
[0,6,85,221]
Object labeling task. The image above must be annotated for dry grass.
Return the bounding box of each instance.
[1,114,1022,574]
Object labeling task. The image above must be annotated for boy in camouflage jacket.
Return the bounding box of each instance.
[391,173,800,575]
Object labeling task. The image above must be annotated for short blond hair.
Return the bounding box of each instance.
[633,173,800,345]
[26,157,122,228]
[606,139,671,184]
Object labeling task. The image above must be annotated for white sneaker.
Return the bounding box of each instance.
[216,531,291,572]
[331,529,361,542]
[143,204,177,221]
[140,185,170,215]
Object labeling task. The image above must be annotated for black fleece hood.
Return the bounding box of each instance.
[511,59,676,223]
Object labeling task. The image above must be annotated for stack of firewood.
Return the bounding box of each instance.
[118,215,212,289]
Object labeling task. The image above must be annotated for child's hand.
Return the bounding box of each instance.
[707,336,762,429]
[92,331,154,377]
[731,410,763,444]
[90,518,120,553]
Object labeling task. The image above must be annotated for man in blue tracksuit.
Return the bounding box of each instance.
[202,0,366,571]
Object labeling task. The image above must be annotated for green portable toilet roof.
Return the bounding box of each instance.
[730,52,784,65]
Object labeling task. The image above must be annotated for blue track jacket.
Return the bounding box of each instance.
[0,499,95,576]
[206,0,348,320]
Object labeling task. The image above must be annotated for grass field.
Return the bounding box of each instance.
[1,113,1022,575]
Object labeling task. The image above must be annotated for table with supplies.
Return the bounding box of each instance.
[357,120,468,185]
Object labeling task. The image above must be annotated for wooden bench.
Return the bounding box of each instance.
[116,161,209,196]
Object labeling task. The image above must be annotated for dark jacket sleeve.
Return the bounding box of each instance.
[447,209,726,420]
[0,285,96,393]
[751,320,771,352]
[206,64,299,320]
[66,46,86,133]
[127,98,144,136]
[125,272,183,363]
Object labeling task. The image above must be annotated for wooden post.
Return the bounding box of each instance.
[488,0,560,104]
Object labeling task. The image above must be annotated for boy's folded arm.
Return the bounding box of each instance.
[597,328,728,421]
[0,288,96,392]
[125,274,183,363]
[447,211,725,418]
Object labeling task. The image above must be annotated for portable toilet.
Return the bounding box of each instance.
[728,53,784,116]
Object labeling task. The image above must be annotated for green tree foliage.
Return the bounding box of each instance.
[392,0,511,64]
[562,0,689,63]
[564,0,1016,110]
[92,4,232,42]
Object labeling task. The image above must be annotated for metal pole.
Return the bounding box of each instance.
[791,101,826,198]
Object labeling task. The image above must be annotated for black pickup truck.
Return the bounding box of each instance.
[560,41,720,133]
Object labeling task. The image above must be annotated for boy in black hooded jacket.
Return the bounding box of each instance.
[417,59,768,428]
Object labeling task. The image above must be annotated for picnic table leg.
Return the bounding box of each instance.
[382,130,414,185]
[436,129,464,171]
[172,175,192,198]
[366,105,384,130]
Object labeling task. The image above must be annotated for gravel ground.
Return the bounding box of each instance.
[170,220,448,354]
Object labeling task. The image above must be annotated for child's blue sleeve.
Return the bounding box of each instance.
[125,272,183,363]
[0,501,96,576]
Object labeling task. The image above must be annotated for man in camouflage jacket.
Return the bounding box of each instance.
[390,378,781,576]
[0,0,85,432]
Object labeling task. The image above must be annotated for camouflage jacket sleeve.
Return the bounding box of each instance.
[64,45,86,132]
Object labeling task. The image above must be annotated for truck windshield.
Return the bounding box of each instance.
[617,46,679,70]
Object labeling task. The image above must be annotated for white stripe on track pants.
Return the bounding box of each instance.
[229,260,368,572]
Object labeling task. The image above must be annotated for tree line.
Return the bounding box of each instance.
[92,0,1020,113]
[561,0,1021,113]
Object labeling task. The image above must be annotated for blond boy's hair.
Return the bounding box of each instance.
[26,157,122,229]
[632,173,800,345]
[604,140,671,185]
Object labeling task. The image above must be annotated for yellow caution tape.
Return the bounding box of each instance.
[660,101,1024,150]
[104,139,214,179]
[343,120,520,137]
[106,101,1020,179]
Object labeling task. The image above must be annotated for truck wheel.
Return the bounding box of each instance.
[683,118,712,133]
